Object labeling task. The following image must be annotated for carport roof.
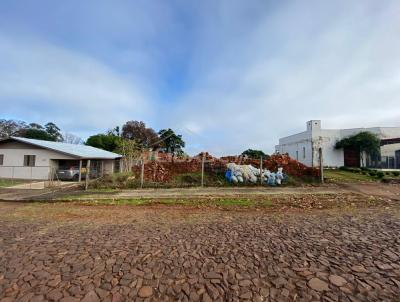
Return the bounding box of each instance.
[2,137,123,159]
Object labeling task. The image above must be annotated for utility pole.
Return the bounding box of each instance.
[260,156,263,185]
[201,152,205,187]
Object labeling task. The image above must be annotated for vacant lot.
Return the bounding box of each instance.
[0,197,400,302]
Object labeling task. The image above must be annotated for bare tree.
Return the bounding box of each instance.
[116,139,141,172]
[0,119,27,138]
[63,132,84,144]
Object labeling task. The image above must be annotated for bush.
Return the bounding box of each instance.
[339,166,349,171]
[368,171,377,177]
[376,171,385,178]
[392,171,400,177]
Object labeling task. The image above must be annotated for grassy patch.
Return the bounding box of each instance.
[212,198,253,207]
[0,178,27,187]
[74,197,276,208]
[324,170,376,183]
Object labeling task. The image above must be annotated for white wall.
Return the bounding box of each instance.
[0,142,75,180]
[311,129,344,167]
[276,121,400,168]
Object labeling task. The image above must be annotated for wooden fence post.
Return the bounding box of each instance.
[85,160,91,190]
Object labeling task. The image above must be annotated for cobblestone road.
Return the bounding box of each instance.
[0,202,400,301]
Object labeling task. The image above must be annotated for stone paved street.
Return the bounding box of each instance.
[0,202,400,301]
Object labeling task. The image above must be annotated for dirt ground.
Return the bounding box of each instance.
[1,191,400,302]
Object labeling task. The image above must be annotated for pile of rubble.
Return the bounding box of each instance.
[133,153,319,183]
[221,154,319,177]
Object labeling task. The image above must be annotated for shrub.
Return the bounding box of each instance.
[376,171,384,178]
[392,171,400,177]
[368,171,377,177]
[339,166,349,171]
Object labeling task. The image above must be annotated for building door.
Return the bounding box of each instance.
[344,147,360,167]
[396,150,400,169]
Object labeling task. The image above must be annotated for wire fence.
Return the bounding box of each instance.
[0,164,106,189]
[88,153,312,189]
[0,166,62,189]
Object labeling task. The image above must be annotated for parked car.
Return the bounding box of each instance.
[56,166,86,181]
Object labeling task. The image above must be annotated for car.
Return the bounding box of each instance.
[56,166,86,181]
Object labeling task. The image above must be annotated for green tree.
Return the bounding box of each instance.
[242,149,267,159]
[86,133,121,152]
[23,128,54,141]
[45,122,63,141]
[158,128,185,155]
[335,131,380,166]
[22,122,63,142]
[29,123,44,130]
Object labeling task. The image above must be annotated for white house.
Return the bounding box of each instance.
[0,137,122,180]
[275,120,400,169]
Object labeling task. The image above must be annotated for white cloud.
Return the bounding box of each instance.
[1,0,400,156]
[171,0,400,155]
[0,34,153,133]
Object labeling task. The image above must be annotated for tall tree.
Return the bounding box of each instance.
[29,123,44,130]
[0,119,27,138]
[158,128,185,155]
[45,122,63,141]
[121,121,159,149]
[23,128,54,141]
[22,122,62,142]
[86,133,121,152]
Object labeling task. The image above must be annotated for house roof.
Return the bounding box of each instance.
[0,137,122,159]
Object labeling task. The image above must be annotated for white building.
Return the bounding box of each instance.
[275,120,400,169]
[0,137,122,180]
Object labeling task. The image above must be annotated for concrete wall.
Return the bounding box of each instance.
[0,141,75,180]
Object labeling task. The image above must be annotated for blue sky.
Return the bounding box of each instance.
[1,0,399,155]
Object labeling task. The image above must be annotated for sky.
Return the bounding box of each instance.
[1,0,400,156]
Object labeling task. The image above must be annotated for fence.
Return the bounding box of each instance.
[0,166,63,189]
[0,164,105,189]
[88,153,320,189]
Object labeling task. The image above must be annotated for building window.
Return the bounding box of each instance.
[0,154,3,165]
[303,147,306,159]
[296,151,299,160]
[24,155,36,167]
